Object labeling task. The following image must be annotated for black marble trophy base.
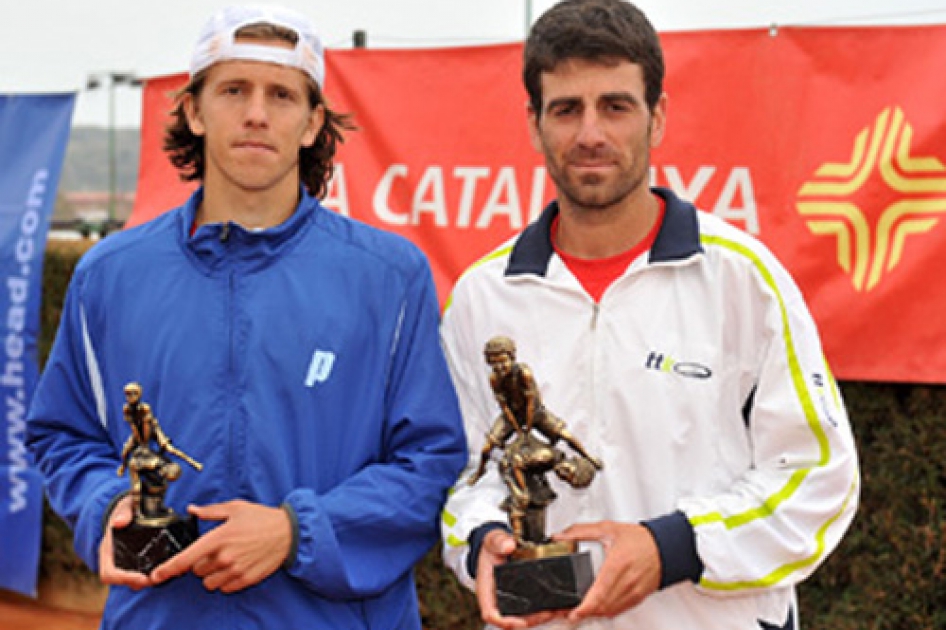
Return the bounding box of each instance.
[113,515,199,575]
[495,550,594,616]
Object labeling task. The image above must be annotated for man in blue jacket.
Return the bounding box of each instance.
[26,5,467,628]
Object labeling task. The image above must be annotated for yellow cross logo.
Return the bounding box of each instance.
[796,107,946,292]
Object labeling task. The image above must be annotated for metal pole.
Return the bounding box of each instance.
[525,0,533,36]
[108,78,116,225]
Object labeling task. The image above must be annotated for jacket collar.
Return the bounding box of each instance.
[505,186,703,278]
[179,186,318,270]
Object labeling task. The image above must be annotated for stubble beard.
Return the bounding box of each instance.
[551,161,649,215]
[545,127,653,215]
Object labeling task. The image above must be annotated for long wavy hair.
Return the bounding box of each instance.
[163,23,355,199]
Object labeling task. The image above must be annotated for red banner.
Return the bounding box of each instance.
[131,27,946,384]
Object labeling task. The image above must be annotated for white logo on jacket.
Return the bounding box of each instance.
[305,350,336,387]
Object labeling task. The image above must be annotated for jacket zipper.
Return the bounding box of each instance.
[586,299,601,523]
[226,268,237,494]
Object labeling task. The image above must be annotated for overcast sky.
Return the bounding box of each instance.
[2,0,945,127]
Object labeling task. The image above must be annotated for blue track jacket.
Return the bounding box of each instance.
[27,188,467,629]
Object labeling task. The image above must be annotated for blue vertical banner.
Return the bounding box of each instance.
[0,93,75,596]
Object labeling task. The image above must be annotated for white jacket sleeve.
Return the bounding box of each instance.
[678,238,860,594]
[439,279,511,589]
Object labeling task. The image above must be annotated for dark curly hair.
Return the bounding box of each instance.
[163,23,354,200]
[524,0,665,117]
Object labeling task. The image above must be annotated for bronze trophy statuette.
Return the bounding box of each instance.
[113,382,203,574]
[470,336,603,616]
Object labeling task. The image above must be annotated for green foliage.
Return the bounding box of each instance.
[34,244,946,628]
[39,241,90,365]
[798,382,946,630]
[416,547,480,629]
[37,241,98,586]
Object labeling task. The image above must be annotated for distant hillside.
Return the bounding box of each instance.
[59,126,141,193]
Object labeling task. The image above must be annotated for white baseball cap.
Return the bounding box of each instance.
[189,5,325,88]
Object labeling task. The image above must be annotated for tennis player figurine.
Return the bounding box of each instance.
[470,336,602,615]
[113,382,203,574]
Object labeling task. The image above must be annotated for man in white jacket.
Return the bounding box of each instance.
[440,1,860,628]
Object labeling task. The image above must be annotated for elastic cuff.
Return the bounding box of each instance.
[641,510,704,588]
[466,521,510,579]
[101,490,130,532]
[281,502,300,570]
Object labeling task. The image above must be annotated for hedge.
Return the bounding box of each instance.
[34,240,945,629]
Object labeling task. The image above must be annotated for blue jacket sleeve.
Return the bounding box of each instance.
[282,259,467,598]
[26,269,126,573]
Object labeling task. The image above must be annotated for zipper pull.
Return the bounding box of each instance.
[220,222,231,242]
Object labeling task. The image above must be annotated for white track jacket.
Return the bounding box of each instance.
[441,188,859,630]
